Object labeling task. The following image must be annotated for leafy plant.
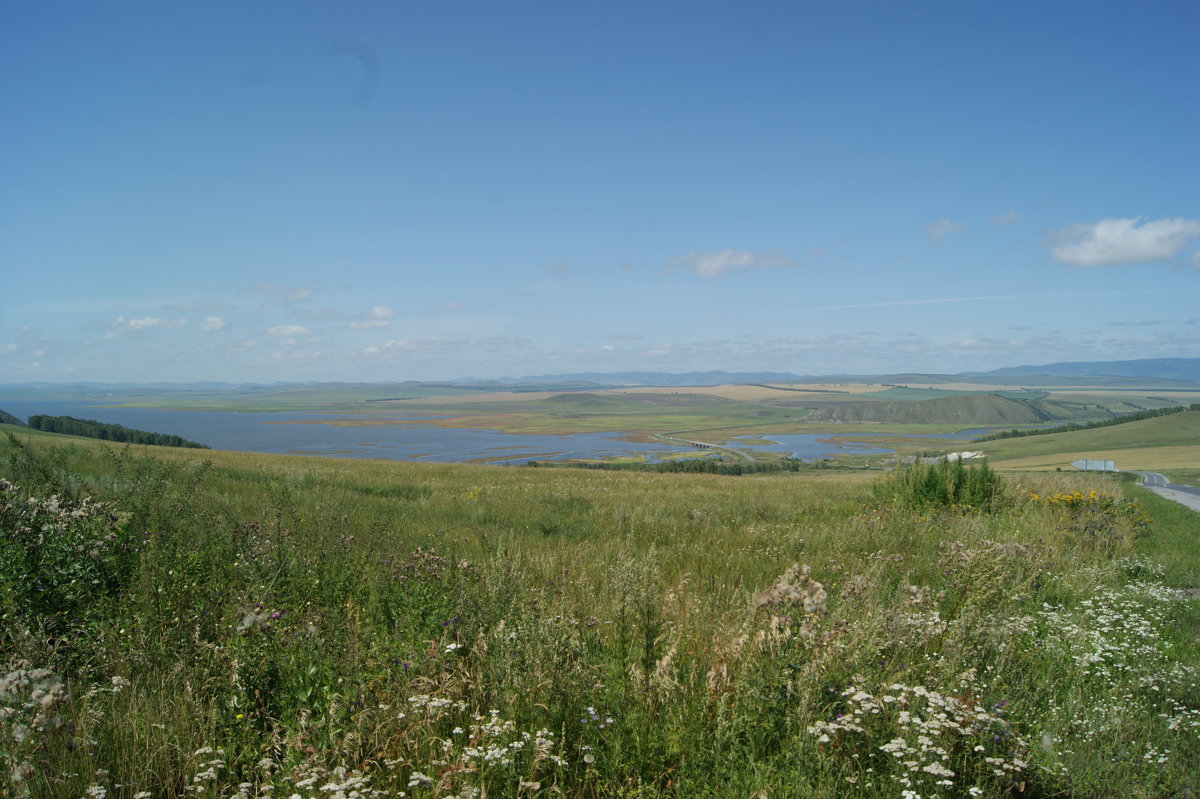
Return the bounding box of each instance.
[874,459,1006,511]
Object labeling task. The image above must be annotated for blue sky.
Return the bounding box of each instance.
[2,0,1198,383]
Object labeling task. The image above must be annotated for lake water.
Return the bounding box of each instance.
[0,399,706,464]
[730,434,895,459]
[0,399,1028,465]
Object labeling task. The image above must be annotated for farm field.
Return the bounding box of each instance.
[2,426,1198,798]
[978,411,1200,471]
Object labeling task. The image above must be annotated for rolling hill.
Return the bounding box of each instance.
[804,394,1091,425]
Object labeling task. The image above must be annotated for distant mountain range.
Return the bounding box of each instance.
[507,359,1200,386]
[965,357,1200,383]
[2,358,1198,392]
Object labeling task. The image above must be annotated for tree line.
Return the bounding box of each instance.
[26,415,209,449]
[526,456,808,475]
[973,404,1200,443]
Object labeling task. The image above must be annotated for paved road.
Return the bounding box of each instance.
[1133,472,1200,512]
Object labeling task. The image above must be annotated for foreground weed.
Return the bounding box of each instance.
[1,661,70,796]
[808,674,1028,797]
[0,477,142,623]
[1,434,1197,798]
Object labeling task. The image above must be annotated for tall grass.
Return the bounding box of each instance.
[1,433,1197,798]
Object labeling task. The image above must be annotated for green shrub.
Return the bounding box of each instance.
[0,477,142,623]
[874,458,1006,511]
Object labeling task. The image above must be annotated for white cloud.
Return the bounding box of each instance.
[198,316,227,332]
[346,305,397,328]
[926,218,964,242]
[348,305,398,328]
[265,324,312,336]
[105,315,188,338]
[1048,217,1200,267]
[437,300,467,312]
[364,305,396,319]
[667,249,794,278]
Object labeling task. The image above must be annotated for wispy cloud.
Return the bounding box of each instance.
[990,211,1019,226]
[265,324,313,336]
[667,249,794,278]
[255,281,317,302]
[926,218,964,242]
[798,289,1160,313]
[198,316,227,332]
[105,315,188,339]
[346,305,397,329]
[1047,217,1200,267]
[361,336,532,358]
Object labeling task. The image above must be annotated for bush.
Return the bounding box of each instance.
[0,477,142,622]
[874,459,1006,511]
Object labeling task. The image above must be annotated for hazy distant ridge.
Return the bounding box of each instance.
[968,357,1200,383]
[2,358,1198,392]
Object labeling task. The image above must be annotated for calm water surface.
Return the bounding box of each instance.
[0,400,698,464]
[0,400,1030,464]
[731,434,894,459]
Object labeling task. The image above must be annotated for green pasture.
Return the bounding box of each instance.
[979,410,1200,462]
[2,428,1198,798]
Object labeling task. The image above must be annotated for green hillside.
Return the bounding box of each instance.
[0,408,26,427]
[979,409,1200,460]
[805,393,1089,425]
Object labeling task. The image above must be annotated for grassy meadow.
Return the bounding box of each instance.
[2,428,1199,798]
[978,411,1200,472]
